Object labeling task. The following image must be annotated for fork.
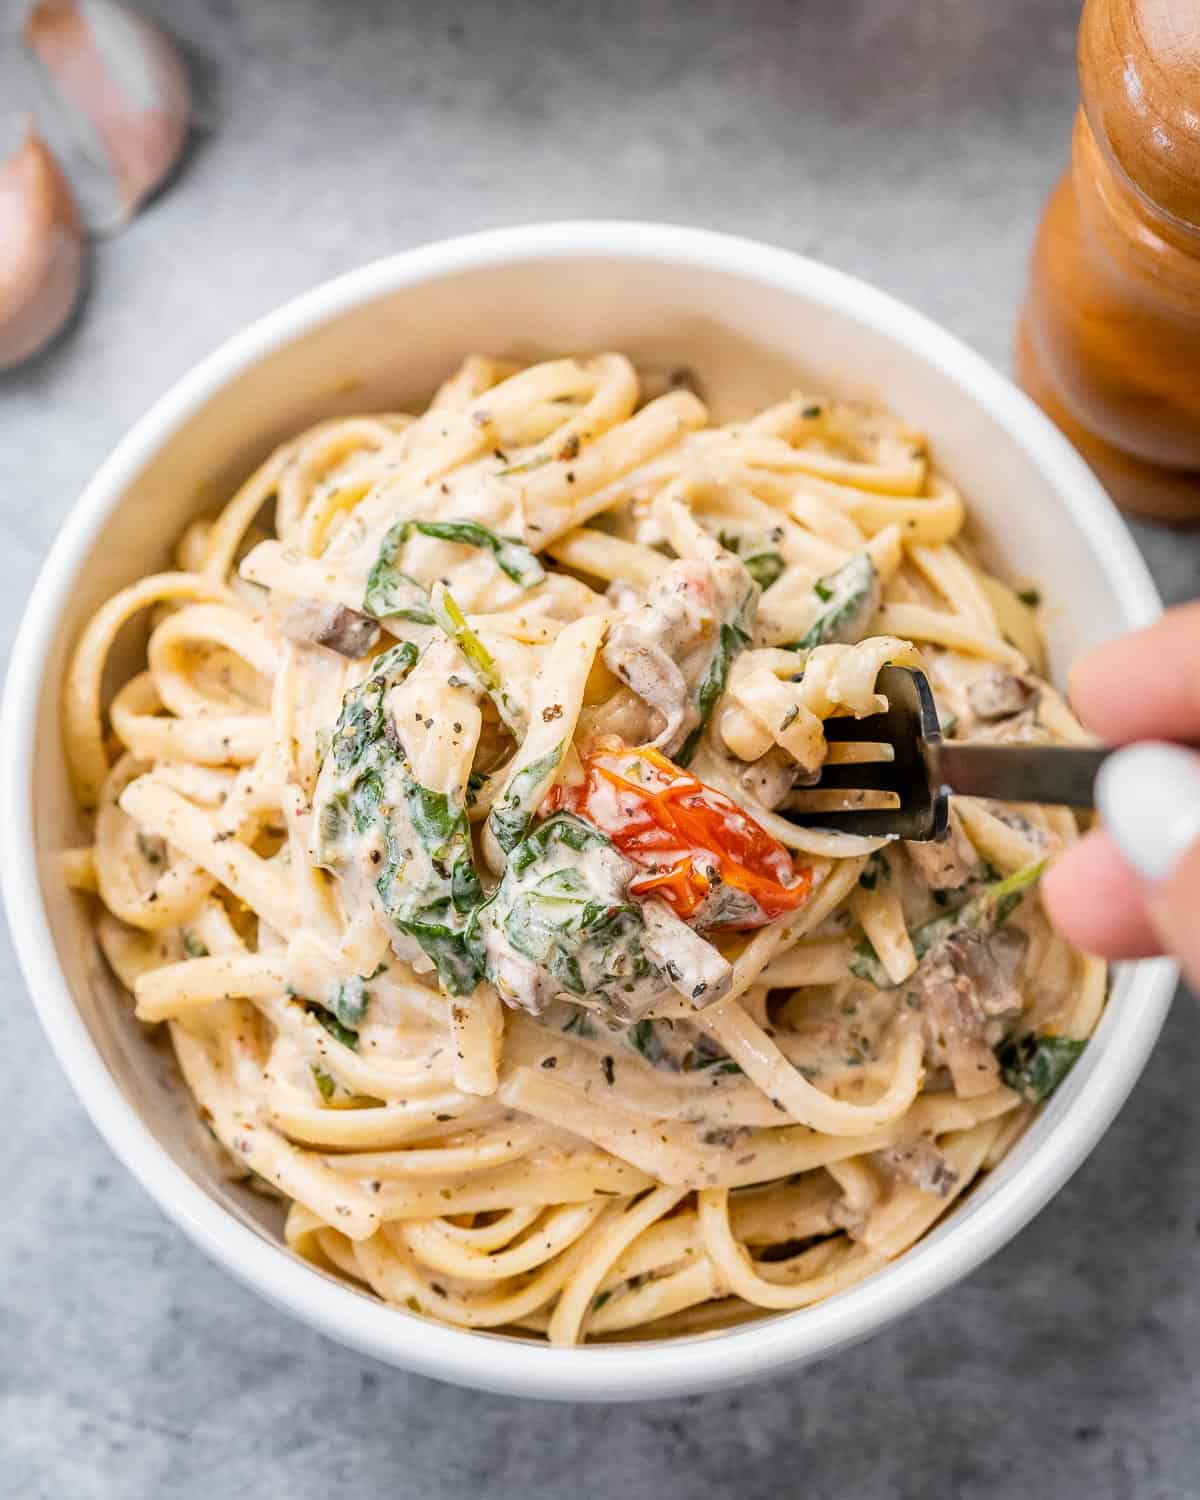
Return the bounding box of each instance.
[781,664,1110,840]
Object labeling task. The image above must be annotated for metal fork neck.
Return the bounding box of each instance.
[929,741,1111,809]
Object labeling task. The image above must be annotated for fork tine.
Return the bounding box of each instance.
[784,805,942,839]
[781,665,949,840]
[824,741,895,765]
[821,712,893,742]
[805,761,907,791]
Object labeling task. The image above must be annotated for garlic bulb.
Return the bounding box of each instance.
[23,0,192,223]
[0,124,84,371]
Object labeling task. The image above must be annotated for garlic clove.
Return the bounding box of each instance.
[23,0,192,224]
[0,122,85,371]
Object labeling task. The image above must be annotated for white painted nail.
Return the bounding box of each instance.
[1096,742,1200,884]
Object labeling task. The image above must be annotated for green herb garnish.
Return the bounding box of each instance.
[310,1063,337,1100]
[497,450,553,477]
[431,584,524,733]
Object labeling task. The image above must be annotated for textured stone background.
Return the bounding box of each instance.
[3,1,1199,1496]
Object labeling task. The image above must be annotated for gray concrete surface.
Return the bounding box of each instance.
[3,1,1200,1496]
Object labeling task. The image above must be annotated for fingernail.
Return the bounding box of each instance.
[1096,742,1200,884]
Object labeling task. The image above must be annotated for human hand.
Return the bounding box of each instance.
[1042,602,1200,989]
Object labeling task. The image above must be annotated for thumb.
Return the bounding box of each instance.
[1097,743,1200,991]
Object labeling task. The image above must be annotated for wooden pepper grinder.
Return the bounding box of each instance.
[1017,0,1200,522]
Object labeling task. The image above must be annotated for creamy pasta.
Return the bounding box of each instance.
[63,353,1104,1345]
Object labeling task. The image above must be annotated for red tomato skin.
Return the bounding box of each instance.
[548,746,812,929]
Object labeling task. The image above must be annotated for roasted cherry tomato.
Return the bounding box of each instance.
[547,745,812,929]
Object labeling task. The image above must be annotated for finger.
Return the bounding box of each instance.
[1041,829,1163,959]
[1095,742,1200,990]
[1068,601,1200,745]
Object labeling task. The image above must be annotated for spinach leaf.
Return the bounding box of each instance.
[910,860,1046,957]
[676,593,755,767]
[327,642,419,781]
[296,976,372,1049]
[786,553,880,652]
[182,932,209,958]
[488,742,564,854]
[363,556,435,623]
[509,810,608,873]
[848,942,888,990]
[364,518,546,611]
[330,975,369,1029]
[625,1019,742,1074]
[408,519,546,589]
[682,1037,743,1076]
[315,642,419,863]
[391,912,481,997]
[305,1002,360,1051]
[743,551,785,591]
[404,782,482,909]
[562,1008,596,1039]
[716,529,785,592]
[468,812,671,1018]
[374,780,484,993]
[628,1018,669,1064]
[998,1033,1086,1102]
[313,638,484,996]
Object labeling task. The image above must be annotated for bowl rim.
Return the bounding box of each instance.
[2,219,1178,1401]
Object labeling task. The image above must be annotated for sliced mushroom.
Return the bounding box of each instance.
[640,897,733,1010]
[915,927,1028,1098]
[602,618,694,752]
[904,805,978,890]
[966,668,1037,721]
[872,1138,958,1197]
[281,601,381,659]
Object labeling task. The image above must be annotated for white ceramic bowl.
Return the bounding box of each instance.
[2,222,1178,1401]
